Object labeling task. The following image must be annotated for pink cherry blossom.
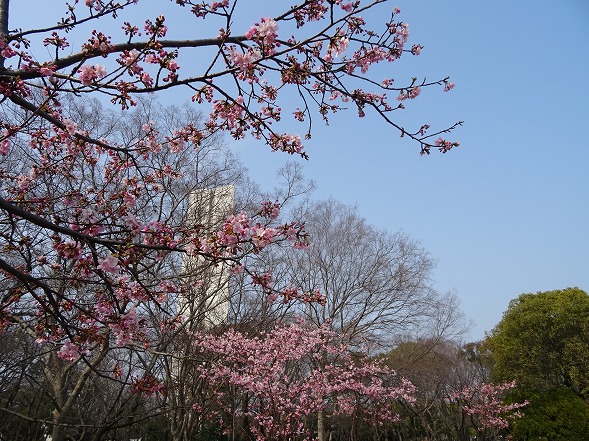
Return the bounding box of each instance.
[227,264,245,275]
[250,225,276,249]
[0,131,9,155]
[123,214,143,233]
[57,341,81,361]
[39,65,56,76]
[449,381,528,430]
[98,254,119,273]
[341,3,353,12]
[397,86,421,101]
[78,64,107,86]
[444,81,456,92]
[411,44,423,55]
[261,200,280,219]
[110,307,140,346]
[245,17,279,54]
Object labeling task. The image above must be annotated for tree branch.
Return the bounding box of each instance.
[0,195,175,252]
[4,37,247,79]
[0,0,8,69]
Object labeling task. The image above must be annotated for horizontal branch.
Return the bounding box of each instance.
[0,255,56,297]
[0,195,175,252]
[8,94,131,154]
[4,36,248,79]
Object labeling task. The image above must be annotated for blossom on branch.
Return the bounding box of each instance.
[449,381,529,430]
[78,64,107,86]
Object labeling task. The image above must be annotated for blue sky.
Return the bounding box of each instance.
[233,0,589,340]
[10,1,589,341]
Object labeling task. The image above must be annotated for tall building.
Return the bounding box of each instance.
[181,185,234,329]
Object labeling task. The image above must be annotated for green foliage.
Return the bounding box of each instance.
[485,288,589,440]
[486,287,589,395]
[510,387,589,441]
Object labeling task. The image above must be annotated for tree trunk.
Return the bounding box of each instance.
[46,352,67,441]
[50,411,65,441]
[317,409,325,441]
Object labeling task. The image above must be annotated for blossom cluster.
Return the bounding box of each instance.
[186,204,305,260]
[193,321,415,440]
[449,381,529,430]
[245,18,279,55]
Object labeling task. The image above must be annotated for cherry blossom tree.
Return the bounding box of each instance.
[0,0,461,334]
[0,0,461,438]
[192,320,416,441]
[448,381,529,439]
[0,97,253,440]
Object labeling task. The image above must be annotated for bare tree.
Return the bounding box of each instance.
[283,199,462,349]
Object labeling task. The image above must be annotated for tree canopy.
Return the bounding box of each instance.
[485,287,589,440]
[486,287,589,396]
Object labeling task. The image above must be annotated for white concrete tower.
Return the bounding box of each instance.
[182,185,234,328]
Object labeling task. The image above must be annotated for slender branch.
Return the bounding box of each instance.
[0,256,57,299]
[7,94,132,154]
[0,255,68,331]
[0,406,54,424]
[7,1,132,41]
[60,340,111,421]
[0,195,175,252]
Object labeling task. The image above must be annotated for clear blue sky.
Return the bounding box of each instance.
[11,1,589,341]
[233,0,589,340]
